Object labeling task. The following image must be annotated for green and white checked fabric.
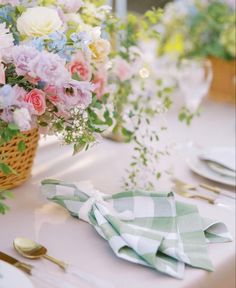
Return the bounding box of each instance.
[41,179,232,279]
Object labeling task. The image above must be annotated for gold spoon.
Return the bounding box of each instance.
[13,237,68,270]
[13,237,114,288]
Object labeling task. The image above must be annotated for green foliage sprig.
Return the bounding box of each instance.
[0,121,26,175]
[0,189,13,215]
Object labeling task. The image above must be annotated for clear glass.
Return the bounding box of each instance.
[177,59,213,112]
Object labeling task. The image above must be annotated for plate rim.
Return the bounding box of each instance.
[186,152,236,187]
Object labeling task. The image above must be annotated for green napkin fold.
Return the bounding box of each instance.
[41,179,232,279]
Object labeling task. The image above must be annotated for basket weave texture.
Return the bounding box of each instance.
[0,128,39,189]
[209,57,236,104]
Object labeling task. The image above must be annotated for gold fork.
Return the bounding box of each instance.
[174,186,215,204]
[171,177,235,199]
[172,178,216,204]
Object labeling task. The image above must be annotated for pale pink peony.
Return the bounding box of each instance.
[69,52,92,81]
[12,85,27,101]
[28,51,70,86]
[113,56,134,82]
[59,80,93,109]
[24,89,46,115]
[11,45,39,76]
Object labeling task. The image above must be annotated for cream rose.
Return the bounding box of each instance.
[89,39,110,63]
[17,7,63,37]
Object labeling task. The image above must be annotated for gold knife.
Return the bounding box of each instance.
[0,251,32,274]
[0,251,79,288]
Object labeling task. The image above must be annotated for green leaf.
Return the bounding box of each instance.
[8,123,19,131]
[4,191,13,199]
[18,141,26,153]
[73,143,86,155]
[178,112,186,122]
[156,172,161,179]
[0,163,17,175]
[103,110,113,126]
[72,72,81,81]
[122,127,134,142]
[0,189,13,214]
[0,202,10,215]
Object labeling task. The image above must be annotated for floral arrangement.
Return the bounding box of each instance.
[0,0,114,213]
[0,0,113,167]
[158,0,236,60]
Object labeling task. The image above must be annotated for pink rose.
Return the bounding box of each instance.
[44,85,60,104]
[69,52,92,81]
[0,62,5,84]
[24,89,46,115]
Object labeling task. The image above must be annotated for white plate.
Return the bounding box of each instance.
[0,260,34,288]
[207,161,236,178]
[199,147,235,171]
[187,150,236,187]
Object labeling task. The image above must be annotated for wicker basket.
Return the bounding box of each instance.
[208,57,236,104]
[0,129,39,189]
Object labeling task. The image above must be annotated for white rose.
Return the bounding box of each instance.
[13,108,32,131]
[17,7,63,37]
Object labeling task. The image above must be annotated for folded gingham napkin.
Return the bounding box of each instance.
[41,179,232,279]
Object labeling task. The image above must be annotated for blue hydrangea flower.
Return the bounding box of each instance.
[57,46,75,61]
[0,6,14,23]
[26,37,45,51]
[47,32,67,52]
[70,31,92,52]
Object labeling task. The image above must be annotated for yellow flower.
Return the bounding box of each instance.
[89,39,110,63]
[17,7,62,37]
[163,33,185,55]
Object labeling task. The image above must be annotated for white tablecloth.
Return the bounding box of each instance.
[0,100,235,288]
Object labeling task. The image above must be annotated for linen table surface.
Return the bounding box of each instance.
[0,100,235,288]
